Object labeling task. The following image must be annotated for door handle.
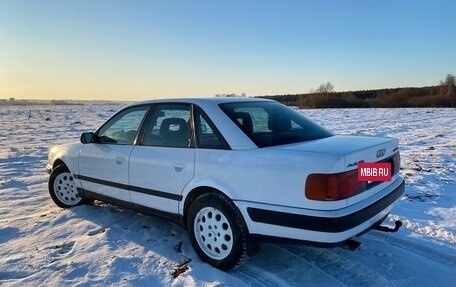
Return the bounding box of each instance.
[174,162,185,172]
[115,157,124,165]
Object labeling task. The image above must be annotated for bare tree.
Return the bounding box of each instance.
[440,74,455,96]
[314,82,335,107]
[316,82,334,93]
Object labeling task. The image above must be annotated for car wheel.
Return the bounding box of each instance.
[48,165,82,208]
[187,193,249,270]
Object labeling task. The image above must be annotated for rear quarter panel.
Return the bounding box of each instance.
[182,148,348,211]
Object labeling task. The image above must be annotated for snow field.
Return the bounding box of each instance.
[1,105,455,286]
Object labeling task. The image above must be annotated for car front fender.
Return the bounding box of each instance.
[47,142,82,178]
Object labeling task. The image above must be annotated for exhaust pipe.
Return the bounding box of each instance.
[373,220,402,233]
[342,239,361,251]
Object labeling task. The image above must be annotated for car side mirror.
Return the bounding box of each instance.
[80,132,96,144]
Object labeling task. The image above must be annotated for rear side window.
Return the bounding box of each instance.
[220,101,333,147]
[194,110,228,149]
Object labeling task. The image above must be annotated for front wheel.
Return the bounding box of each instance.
[187,193,249,270]
[48,165,82,208]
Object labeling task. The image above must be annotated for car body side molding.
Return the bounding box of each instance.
[74,174,183,201]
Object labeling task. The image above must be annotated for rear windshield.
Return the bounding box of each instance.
[220,101,333,147]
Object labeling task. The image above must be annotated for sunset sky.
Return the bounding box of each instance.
[1,0,455,101]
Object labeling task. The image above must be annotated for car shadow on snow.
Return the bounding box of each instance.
[0,227,20,244]
[65,202,390,286]
[63,201,384,286]
[66,202,223,284]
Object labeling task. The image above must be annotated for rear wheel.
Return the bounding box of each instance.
[48,165,82,208]
[187,193,249,270]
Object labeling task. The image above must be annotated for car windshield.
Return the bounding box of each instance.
[220,101,333,147]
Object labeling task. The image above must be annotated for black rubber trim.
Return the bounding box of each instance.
[249,213,389,247]
[247,179,405,233]
[129,185,183,201]
[74,174,183,201]
[75,174,129,190]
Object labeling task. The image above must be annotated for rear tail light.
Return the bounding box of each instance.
[306,152,401,201]
[305,170,363,201]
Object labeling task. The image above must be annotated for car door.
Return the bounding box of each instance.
[128,103,195,215]
[77,105,149,203]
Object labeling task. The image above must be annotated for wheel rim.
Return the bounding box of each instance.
[194,207,234,260]
[53,172,81,206]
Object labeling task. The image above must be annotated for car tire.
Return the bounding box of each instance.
[187,192,249,270]
[48,165,83,208]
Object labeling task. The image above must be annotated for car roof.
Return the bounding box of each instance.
[132,97,275,107]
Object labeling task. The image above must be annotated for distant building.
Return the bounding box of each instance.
[9,98,15,102]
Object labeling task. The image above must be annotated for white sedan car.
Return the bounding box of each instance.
[46,98,404,270]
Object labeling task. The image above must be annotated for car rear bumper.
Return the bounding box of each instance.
[235,177,405,244]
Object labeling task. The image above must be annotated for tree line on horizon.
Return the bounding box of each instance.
[260,74,456,108]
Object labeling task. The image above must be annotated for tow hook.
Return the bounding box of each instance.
[373,220,402,233]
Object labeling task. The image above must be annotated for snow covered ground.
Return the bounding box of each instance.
[1,105,455,286]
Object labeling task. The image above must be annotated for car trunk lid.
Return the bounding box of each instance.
[269,135,399,206]
[271,135,398,166]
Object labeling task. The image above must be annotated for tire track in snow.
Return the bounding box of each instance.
[232,244,345,287]
[231,266,281,287]
[277,244,390,287]
[365,232,456,268]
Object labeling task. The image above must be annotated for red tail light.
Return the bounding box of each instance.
[306,152,400,201]
[305,170,362,201]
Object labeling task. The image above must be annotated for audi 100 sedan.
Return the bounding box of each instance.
[46,98,405,270]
